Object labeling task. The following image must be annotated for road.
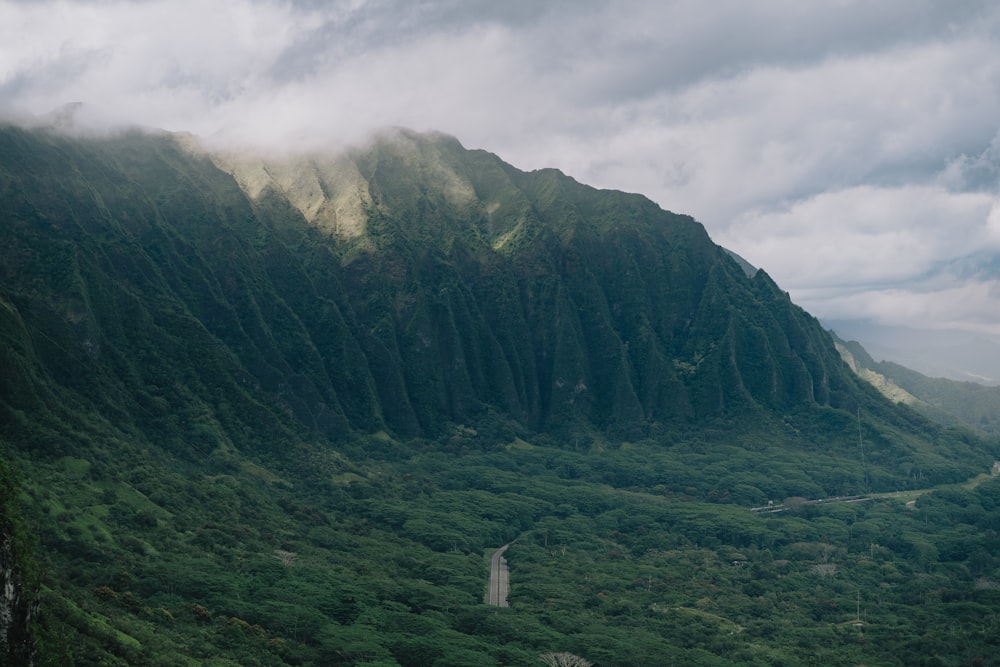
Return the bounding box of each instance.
[486,544,510,607]
[750,495,874,514]
[749,464,1000,514]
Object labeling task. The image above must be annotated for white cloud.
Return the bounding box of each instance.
[3,0,1000,334]
[806,280,1000,337]
[719,185,997,286]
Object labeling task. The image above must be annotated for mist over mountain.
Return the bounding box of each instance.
[2,123,999,666]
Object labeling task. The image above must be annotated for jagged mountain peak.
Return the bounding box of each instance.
[199,127,677,256]
[0,122,988,477]
[199,128,501,246]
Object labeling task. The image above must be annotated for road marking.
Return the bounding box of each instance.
[486,544,510,607]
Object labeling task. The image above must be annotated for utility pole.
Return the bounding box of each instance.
[858,407,869,493]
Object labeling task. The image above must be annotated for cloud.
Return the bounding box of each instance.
[721,185,997,287]
[715,184,1000,332]
[2,0,1000,335]
[808,280,1000,337]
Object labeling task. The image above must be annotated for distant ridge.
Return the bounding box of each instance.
[834,333,1000,438]
[722,247,758,278]
[827,318,1000,386]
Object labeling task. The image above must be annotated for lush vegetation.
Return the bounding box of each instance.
[838,338,1000,439]
[886,362,1000,437]
[1,124,999,665]
[10,429,1000,666]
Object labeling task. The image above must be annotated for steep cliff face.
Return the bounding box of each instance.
[200,128,868,436]
[0,124,981,474]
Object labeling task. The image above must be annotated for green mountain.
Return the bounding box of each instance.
[2,124,999,666]
[827,318,1000,386]
[836,336,1000,439]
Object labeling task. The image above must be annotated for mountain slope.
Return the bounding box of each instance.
[3,124,878,440]
[827,319,1000,386]
[836,336,1000,439]
[2,124,998,665]
[200,129,916,435]
[1,122,990,497]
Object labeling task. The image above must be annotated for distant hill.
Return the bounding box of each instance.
[834,334,1000,439]
[826,319,1000,386]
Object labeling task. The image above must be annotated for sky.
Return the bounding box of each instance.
[3,0,1000,339]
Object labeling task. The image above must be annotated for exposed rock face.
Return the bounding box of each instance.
[0,476,37,666]
[835,341,921,405]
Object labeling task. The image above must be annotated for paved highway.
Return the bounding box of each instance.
[486,544,510,607]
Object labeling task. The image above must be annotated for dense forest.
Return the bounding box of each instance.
[1,123,999,665]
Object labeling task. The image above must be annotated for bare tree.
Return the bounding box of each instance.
[540,652,593,667]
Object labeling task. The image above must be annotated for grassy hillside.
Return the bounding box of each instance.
[1,124,999,665]
[837,337,1000,439]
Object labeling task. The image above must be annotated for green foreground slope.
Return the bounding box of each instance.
[1,124,999,665]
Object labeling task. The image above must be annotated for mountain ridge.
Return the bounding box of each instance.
[835,334,1000,439]
[826,318,1000,386]
[0,122,986,472]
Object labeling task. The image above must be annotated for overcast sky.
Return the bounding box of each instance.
[3,0,1000,338]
